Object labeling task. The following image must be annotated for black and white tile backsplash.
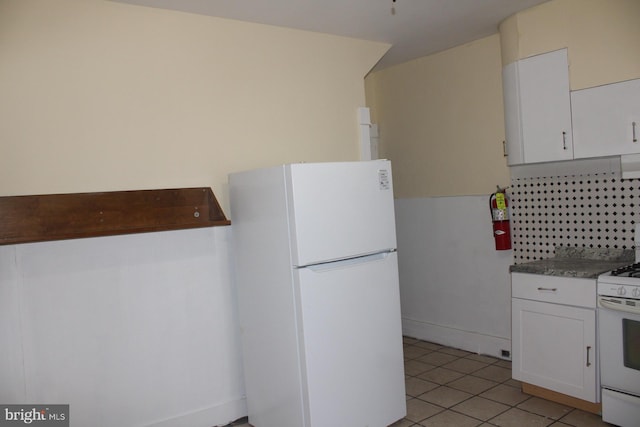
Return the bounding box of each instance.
[510,171,640,262]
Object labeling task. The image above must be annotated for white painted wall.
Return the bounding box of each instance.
[0,228,244,427]
[0,3,388,424]
[394,196,513,358]
[364,34,509,199]
[499,0,640,90]
[0,0,388,211]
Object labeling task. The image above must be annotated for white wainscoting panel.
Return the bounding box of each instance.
[0,227,246,427]
[395,196,513,358]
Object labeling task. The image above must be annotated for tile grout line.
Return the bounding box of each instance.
[401,341,586,427]
[225,338,605,427]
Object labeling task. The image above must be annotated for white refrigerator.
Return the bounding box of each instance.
[229,160,406,427]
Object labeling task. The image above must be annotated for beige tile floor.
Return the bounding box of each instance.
[222,336,614,427]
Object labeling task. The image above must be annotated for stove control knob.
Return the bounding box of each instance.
[617,286,627,296]
[633,288,640,298]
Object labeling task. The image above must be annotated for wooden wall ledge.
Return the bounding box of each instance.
[0,187,230,245]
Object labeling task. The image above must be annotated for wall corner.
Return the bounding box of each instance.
[499,13,520,68]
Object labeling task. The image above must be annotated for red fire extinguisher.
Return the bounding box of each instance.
[490,186,512,250]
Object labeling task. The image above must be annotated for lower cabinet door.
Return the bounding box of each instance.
[512,298,597,402]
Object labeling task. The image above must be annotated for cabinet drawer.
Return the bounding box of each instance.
[511,273,596,308]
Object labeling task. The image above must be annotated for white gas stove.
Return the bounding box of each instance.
[597,257,640,427]
[598,263,640,302]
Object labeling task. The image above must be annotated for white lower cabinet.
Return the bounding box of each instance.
[511,273,598,402]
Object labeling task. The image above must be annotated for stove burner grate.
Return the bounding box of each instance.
[610,262,640,277]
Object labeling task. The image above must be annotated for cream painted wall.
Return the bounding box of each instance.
[499,0,640,90]
[0,0,389,210]
[365,34,509,198]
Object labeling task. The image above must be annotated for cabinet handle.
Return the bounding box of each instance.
[537,287,557,292]
[503,140,508,157]
[586,346,592,367]
[562,131,567,150]
[634,122,637,143]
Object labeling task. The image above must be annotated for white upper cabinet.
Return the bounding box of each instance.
[502,60,524,164]
[572,78,640,159]
[503,49,573,165]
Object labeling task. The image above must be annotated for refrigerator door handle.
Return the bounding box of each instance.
[302,250,393,272]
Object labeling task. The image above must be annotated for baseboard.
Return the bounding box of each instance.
[523,383,601,414]
[402,317,511,360]
[145,397,247,427]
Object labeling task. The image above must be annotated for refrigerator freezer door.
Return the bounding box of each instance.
[296,251,406,426]
[286,160,397,267]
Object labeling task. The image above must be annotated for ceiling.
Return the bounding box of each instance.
[113,0,549,71]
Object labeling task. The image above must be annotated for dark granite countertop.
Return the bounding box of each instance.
[509,247,634,279]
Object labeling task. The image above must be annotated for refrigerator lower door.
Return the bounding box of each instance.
[296,252,406,427]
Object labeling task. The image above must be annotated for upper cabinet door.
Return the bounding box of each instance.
[503,49,573,165]
[572,78,640,159]
[503,61,524,165]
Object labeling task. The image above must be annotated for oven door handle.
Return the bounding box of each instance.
[599,297,640,315]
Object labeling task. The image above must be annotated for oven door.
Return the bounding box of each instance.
[598,297,640,395]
